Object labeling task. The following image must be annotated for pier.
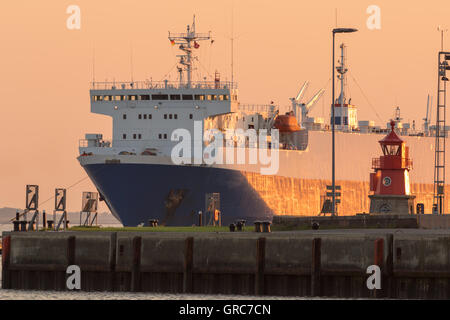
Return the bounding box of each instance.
[3,229,450,299]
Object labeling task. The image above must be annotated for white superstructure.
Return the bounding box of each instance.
[81,18,243,157]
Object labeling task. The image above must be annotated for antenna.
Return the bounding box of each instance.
[231,1,234,85]
[130,44,134,83]
[92,45,96,85]
[438,26,448,51]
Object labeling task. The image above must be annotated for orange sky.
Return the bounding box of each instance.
[1,0,449,212]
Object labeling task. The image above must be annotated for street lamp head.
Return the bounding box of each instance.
[333,28,358,34]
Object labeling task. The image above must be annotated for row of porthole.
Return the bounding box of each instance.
[122,114,194,120]
[121,133,168,140]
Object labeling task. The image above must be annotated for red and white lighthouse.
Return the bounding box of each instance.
[369,121,415,214]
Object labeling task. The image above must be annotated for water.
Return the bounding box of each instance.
[0,289,305,300]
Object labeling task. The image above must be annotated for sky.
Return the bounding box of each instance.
[0,0,449,212]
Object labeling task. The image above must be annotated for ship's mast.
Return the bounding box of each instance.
[336,43,348,105]
[169,16,211,88]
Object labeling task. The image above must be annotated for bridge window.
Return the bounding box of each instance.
[158,134,162,139]
[127,95,137,101]
[152,94,168,100]
[122,134,126,139]
[149,114,152,119]
[133,134,136,139]
[115,95,125,101]
[164,114,167,119]
[144,114,147,119]
[182,94,193,100]
[140,95,150,100]
[93,95,103,101]
[170,94,181,100]
[138,114,142,119]
[104,95,112,101]
[222,94,229,100]
[123,114,127,120]
[169,114,173,119]
[138,134,142,139]
[194,94,205,100]
[189,114,193,119]
[164,133,167,139]
[174,114,178,119]
[208,94,217,101]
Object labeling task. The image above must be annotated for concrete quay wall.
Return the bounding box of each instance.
[3,230,450,298]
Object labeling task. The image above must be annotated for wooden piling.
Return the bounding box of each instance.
[183,237,194,293]
[255,237,266,295]
[131,236,142,292]
[311,238,321,297]
[67,236,76,266]
[2,236,11,289]
[385,234,394,298]
[373,238,384,298]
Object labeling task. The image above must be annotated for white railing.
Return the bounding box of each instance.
[238,104,274,113]
[91,80,237,91]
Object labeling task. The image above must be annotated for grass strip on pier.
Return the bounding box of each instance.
[69,226,256,232]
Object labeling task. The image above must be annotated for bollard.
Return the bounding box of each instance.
[12,220,20,232]
[261,221,271,233]
[254,221,262,233]
[312,222,320,230]
[198,211,203,227]
[64,220,70,229]
[236,219,246,231]
[47,220,54,230]
[416,203,424,215]
[28,221,35,231]
[19,221,28,232]
[229,223,236,232]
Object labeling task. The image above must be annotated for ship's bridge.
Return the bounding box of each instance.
[83,79,239,156]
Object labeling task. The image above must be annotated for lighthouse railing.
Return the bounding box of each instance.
[372,157,413,170]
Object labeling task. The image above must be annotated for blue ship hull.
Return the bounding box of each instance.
[83,163,273,226]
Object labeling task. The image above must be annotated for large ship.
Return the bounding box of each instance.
[78,18,450,226]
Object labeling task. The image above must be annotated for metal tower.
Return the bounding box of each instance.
[168,16,211,88]
[433,51,450,214]
[336,43,348,106]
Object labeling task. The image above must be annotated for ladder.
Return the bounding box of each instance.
[433,52,450,214]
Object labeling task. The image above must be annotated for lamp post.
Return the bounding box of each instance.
[331,27,358,216]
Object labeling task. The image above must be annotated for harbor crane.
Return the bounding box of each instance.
[290,81,325,128]
[423,94,433,135]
